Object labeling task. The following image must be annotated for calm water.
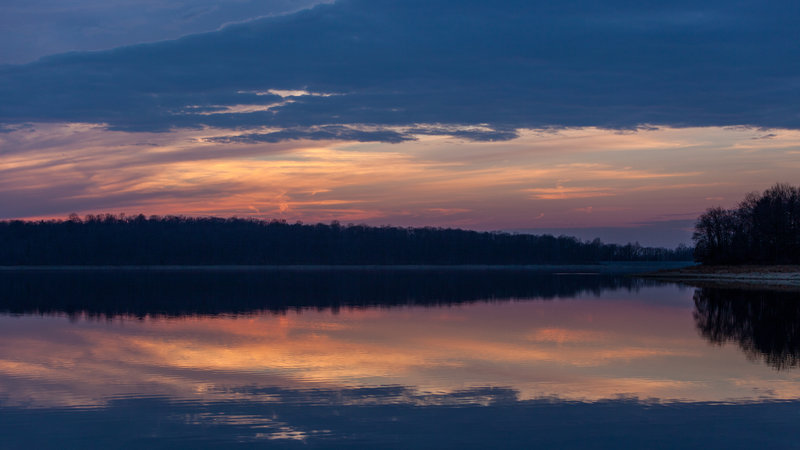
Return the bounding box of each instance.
[1,268,799,448]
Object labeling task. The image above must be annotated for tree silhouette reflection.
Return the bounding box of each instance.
[0,269,657,319]
[694,286,800,370]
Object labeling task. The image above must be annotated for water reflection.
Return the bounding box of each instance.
[2,275,799,408]
[694,286,800,370]
[2,271,800,447]
[4,389,800,449]
[0,269,658,317]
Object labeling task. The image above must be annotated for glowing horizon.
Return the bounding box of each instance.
[3,123,799,246]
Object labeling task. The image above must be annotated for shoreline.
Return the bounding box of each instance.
[0,261,690,273]
[639,265,800,288]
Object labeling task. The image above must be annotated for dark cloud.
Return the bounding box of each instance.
[0,0,328,64]
[407,126,520,142]
[752,133,778,140]
[207,124,519,144]
[1,0,798,142]
[208,125,413,144]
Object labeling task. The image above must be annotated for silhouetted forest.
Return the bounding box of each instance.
[693,286,800,370]
[0,214,692,265]
[0,270,660,318]
[693,183,800,264]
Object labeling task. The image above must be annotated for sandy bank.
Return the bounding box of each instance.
[639,265,800,287]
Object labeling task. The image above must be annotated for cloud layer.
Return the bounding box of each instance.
[4,123,800,245]
[1,0,799,140]
[0,0,328,64]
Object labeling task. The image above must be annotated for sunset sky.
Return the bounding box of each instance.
[2,0,798,246]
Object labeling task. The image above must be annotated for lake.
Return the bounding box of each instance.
[1,267,798,448]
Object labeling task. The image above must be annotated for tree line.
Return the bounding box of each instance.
[693,183,800,264]
[0,214,693,265]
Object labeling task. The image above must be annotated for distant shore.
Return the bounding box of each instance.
[0,261,690,274]
[640,265,800,287]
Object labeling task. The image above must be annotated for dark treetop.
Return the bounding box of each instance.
[0,214,692,265]
[693,183,800,265]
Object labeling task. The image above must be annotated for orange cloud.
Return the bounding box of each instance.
[526,186,615,200]
[3,123,800,235]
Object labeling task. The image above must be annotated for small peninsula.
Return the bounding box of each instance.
[643,183,800,287]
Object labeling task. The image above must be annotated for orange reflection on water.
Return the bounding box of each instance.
[1,286,800,408]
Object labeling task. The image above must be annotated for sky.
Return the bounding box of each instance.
[1,0,799,246]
